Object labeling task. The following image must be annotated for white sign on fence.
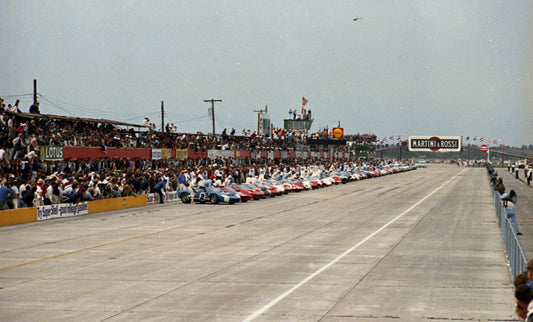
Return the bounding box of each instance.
[37,202,89,221]
[146,191,180,205]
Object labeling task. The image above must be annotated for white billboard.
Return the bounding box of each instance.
[408,136,462,152]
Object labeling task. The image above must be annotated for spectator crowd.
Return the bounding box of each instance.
[0,97,379,210]
[0,156,389,210]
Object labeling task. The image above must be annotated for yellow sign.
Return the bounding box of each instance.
[332,127,344,139]
[176,149,188,161]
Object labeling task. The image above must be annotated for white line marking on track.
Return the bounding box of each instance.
[243,168,466,322]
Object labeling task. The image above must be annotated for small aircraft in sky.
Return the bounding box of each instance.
[353,17,362,21]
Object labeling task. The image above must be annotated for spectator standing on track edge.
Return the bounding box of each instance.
[494,178,505,195]
[501,190,522,235]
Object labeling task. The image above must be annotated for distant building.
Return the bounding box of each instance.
[283,118,313,132]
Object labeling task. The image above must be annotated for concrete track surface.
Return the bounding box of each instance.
[0,165,517,321]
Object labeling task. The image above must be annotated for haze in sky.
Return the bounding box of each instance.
[1,0,532,147]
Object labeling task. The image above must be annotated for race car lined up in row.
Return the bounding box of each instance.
[175,163,418,205]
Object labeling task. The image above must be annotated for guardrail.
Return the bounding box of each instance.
[492,188,527,277]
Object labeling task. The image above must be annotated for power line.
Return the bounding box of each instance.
[38,94,151,117]
[39,96,76,116]
[0,93,33,99]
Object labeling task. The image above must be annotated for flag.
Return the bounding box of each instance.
[466,136,470,140]
[500,141,504,146]
[487,139,491,143]
[389,136,394,140]
[473,136,477,140]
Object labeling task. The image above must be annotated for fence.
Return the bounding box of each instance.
[492,188,527,278]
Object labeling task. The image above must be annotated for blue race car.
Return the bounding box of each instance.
[182,186,241,204]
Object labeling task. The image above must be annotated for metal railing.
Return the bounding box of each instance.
[492,188,527,277]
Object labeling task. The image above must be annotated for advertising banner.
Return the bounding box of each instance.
[146,191,180,205]
[152,149,162,160]
[161,149,172,160]
[175,149,188,160]
[235,150,251,159]
[332,127,344,139]
[408,136,462,152]
[187,148,207,159]
[40,146,64,161]
[208,150,235,160]
[37,202,88,221]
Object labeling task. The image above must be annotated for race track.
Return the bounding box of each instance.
[0,165,516,321]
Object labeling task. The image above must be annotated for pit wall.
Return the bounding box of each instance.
[0,193,174,227]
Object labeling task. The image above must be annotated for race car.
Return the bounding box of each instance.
[179,186,240,204]
[221,186,252,202]
[228,184,264,200]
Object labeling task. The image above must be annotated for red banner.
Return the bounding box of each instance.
[63,147,151,159]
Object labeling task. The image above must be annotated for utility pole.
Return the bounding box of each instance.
[33,79,37,103]
[161,100,164,132]
[253,104,268,136]
[204,99,222,135]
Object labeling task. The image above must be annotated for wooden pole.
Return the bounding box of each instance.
[204,99,222,135]
[33,79,37,103]
[161,100,164,132]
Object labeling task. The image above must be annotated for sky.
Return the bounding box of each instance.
[1,0,532,147]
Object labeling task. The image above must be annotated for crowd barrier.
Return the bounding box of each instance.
[88,195,147,213]
[0,207,36,226]
[0,193,178,227]
[491,184,527,278]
